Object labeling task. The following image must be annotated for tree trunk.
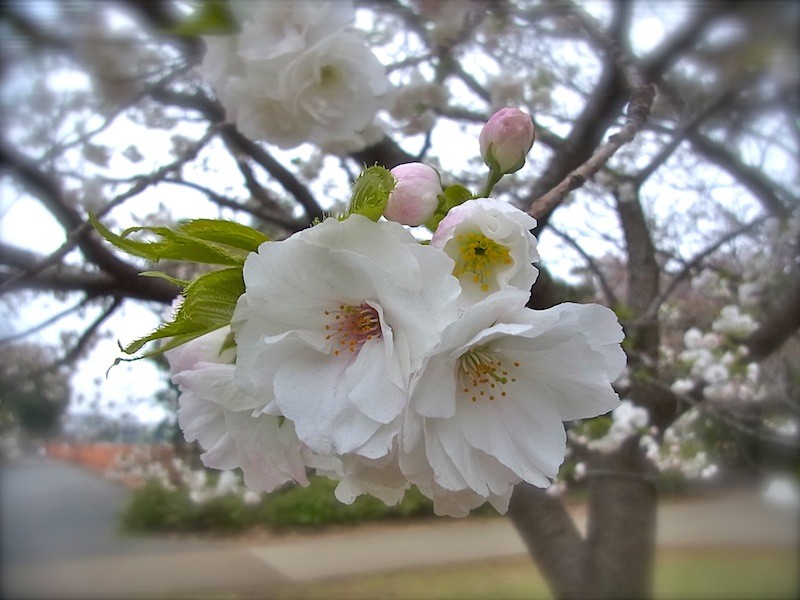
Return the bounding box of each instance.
[509,484,590,598]
[585,438,658,598]
[508,436,658,599]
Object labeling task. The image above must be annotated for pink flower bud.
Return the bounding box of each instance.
[479,108,535,175]
[383,162,443,226]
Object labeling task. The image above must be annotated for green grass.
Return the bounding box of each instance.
[654,548,799,599]
[271,549,799,599]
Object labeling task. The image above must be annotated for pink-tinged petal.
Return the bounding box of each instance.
[384,163,442,226]
[177,388,239,471]
[479,108,535,174]
[199,432,241,472]
[224,411,309,492]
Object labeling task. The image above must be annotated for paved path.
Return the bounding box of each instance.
[2,457,798,599]
[0,457,220,567]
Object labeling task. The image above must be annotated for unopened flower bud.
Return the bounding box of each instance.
[479,107,535,175]
[383,163,442,226]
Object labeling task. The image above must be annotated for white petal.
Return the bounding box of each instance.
[345,341,406,423]
[224,411,309,492]
[411,355,458,418]
[177,390,240,471]
[434,415,523,494]
[176,364,262,412]
[273,345,352,455]
[459,381,565,485]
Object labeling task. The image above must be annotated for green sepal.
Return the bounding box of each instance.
[165,0,239,36]
[119,267,244,360]
[90,215,268,267]
[220,329,237,355]
[347,165,395,221]
[425,184,474,231]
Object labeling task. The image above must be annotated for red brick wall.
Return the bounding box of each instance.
[45,442,174,473]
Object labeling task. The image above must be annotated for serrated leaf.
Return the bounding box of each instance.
[90,215,267,267]
[121,267,244,358]
[139,271,191,287]
[177,219,269,252]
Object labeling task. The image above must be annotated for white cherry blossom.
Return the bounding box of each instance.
[201,0,390,150]
[404,289,625,505]
[431,198,540,308]
[167,327,311,493]
[232,215,461,461]
[233,0,354,62]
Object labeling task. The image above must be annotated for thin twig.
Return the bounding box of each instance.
[528,51,655,220]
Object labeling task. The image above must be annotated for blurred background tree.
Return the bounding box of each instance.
[1,1,798,598]
[0,342,70,445]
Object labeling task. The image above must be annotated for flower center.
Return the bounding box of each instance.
[457,346,518,402]
[452,232,512,292]
[324,303,382,356]
[319,64,342,90]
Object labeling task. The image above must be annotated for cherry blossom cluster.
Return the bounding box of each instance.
[163,108,626,517]
[567,404,719,485]
[672,309,762,404]
[107,445,261,506]
[201,0,389,151]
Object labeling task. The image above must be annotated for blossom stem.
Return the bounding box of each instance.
[480,169,503,198]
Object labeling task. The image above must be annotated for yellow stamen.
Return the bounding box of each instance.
[452,232,512,292]
[457,346,518,402]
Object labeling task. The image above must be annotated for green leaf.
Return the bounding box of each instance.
[442,184,474,211]
[177,219,270,252]
[139,271,191,287]
[347,165,395,221]
[91,215,266,364]
[121,267,244,359]
[425,184,475,230]
[165,0,239,36]
[90,215,268,267]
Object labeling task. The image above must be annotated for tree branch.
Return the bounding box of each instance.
[688,133,792,219]
[528,64,655,223]
[636,216,768,328]
[0,243,177,304]
[524,6,655,231]
[0,146,179,303]
[548,225,619,307]
[148,87,326,224]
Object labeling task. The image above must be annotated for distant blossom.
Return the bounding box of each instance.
[201,0,390,150]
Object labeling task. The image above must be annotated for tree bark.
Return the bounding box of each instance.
[585,439,658,598]
[509,484,590,599]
